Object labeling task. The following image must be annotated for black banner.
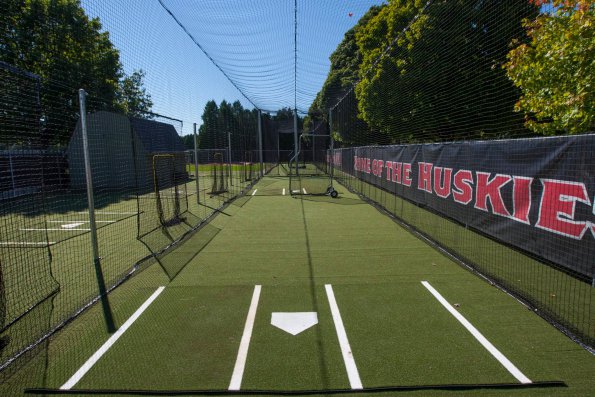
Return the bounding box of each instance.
[333,135,595,280]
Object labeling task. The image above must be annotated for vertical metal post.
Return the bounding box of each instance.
[257,110,263,177]
[329,109,334,182]
[193,123,200,205]
[227,130,233,186]
[293,109,299,175]
[8,148,15,194]
[78,89,115,333]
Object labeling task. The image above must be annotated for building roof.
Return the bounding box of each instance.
[130,117,186,153]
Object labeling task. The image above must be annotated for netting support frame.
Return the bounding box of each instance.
[193,123,200,206]
[257,110,263,177]
[77,89,116,334]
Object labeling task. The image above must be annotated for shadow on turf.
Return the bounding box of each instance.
[24,381,567,395]
[298,195,364,205]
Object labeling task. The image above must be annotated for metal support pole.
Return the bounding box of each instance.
[227,130,233,186]
[78,89,115,333]
[193,123,200,205]
[8,148,15,194]
[293,109,299,176]
[329,110,334,181]
[258,110,263,177]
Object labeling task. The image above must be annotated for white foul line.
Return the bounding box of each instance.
[21,228,91,232]
[282,188,286,196]
[251,189,258,196]
[229,285,262,391]
[48,220,115,223]
[302,188,307,194]
[325,284,363,390]
[60,286,166,390]
[421,281,531,384]
[77,211,137,215]
[0,241,56,246]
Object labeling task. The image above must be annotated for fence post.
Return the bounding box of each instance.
[78,89,115,333]
[193,123,200,205]
[258,110,263,177]
[227,130,233,186]
[8,148,15,196]
[293,109,299,176]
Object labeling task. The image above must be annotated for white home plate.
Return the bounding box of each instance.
[61,222,85,229]
[271,312,318,336]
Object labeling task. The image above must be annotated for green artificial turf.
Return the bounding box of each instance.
[2,172,594,396]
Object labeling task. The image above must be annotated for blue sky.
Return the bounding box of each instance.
[81,0,384,135]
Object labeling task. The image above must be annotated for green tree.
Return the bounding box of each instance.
[0,0,152,145]
[116,69,153,118]
[308,5,383,145]
[355,0,537,143]
[505,0,594,135]
[198,100,219,149]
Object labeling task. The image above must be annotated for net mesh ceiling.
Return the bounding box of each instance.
[158,0,384,113]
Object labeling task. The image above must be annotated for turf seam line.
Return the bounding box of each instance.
[421,281,531,384]
[229,285,262,391]
[60,286,166,390]
[325,284,363,390]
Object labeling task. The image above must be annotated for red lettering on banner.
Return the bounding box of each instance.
[392,162,402,184]
[453,170,473,205]
[371,159,384,177]
[403,163,412,186]
[365,158,371,174]
[512,177,533,224]
[536,179,592,239]
[385,161,393,181]
[418,162,433,193]
[434,167,453,198]
[475,173,512,217]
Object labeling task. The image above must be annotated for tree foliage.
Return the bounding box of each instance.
[198,99,259,152]
[308,6,383,145]
[0,0,152,145]
[116,69,153,119]
[354,0,537,143]
[505,0,594,135]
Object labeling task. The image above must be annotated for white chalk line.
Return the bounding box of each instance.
[421,281,531,384]
[77,211,137,215]
[21,228,91,232]
[325,284,363,390]
[229,285,261,391]
[251,189,258,196]
[60,286,165,390]
[0,241,56,246]
[48,220,116,223]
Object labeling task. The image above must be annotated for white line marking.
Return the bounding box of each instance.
[77,211,137,215]
[325,284,363,390]
[0,241,56,246]
[251,189,258,196]
[282,188,286,196]
[302,188,307,194]
[229,285,261,391]
[21,228,91,232]
[60,286,165,390]
[48,220,115,223]
[61,222,84,229]
[421,281,531,384]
